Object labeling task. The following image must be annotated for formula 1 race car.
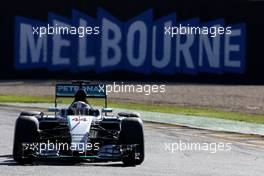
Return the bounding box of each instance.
[13,81,144,166]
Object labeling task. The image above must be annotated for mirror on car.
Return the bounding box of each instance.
[102,108,113,113]
[48,107,59,112]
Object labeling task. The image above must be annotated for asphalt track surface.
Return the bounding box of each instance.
[1,106,264,176]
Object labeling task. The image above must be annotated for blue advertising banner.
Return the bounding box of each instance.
[14,8,246,75]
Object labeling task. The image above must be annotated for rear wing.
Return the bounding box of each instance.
[55,84,107,107]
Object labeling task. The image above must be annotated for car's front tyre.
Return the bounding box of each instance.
[13,114,39,164]
[119,117,144,166]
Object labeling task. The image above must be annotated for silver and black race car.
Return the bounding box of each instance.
[13,81,144,166]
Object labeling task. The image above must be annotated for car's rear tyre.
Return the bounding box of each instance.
[13,115,39,164]
[119,118,144,166]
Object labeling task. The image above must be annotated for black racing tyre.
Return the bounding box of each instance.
[118,112,140,118]
[13,115,39,164]
[119,118,144,166]
[20,111,42,116]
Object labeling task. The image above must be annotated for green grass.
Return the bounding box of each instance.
[0,95,264,124]
[0,95,55,103]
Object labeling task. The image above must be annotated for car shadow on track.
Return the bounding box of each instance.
[0,154,134,167]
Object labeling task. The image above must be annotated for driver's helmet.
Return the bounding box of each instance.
[69,101,90,115]
[74,89,87,103]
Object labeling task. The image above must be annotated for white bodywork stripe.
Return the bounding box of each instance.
[67,115,94,152]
